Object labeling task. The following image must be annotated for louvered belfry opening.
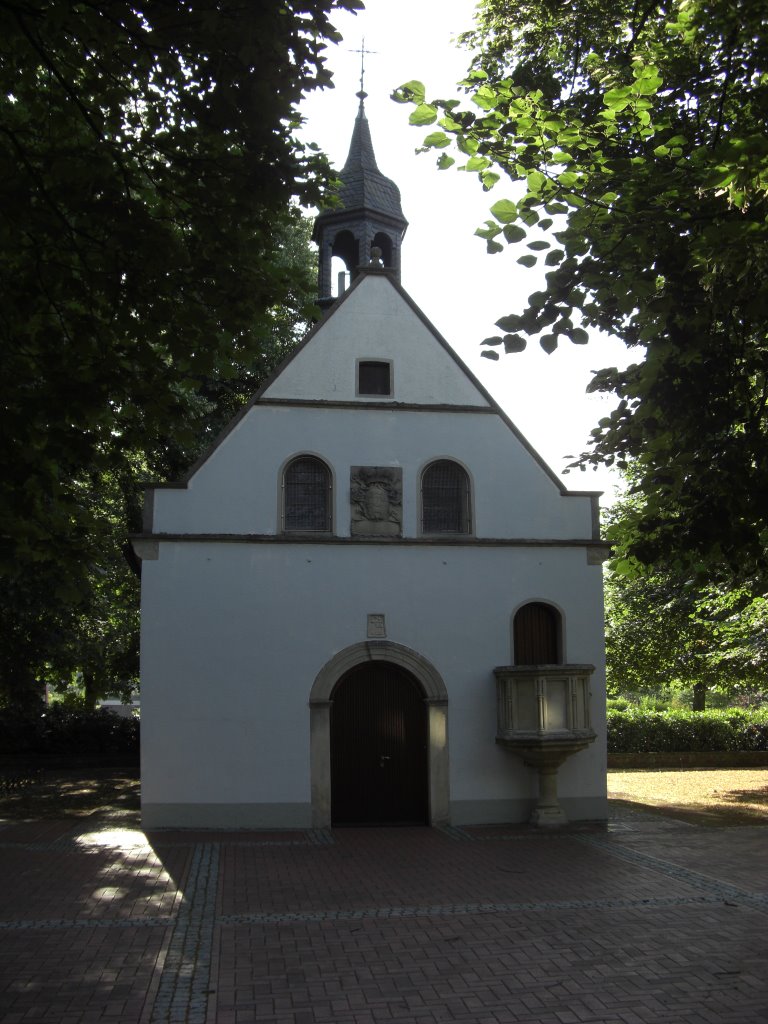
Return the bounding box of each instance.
[283,456,331,532]
[514,602,561,665]
[422,460,470,534]
[330,662,429,826]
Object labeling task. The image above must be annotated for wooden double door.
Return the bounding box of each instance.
[330,662,429,825]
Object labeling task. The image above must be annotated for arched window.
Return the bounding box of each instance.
[514,602,561,665]
[421,460,471,534]
[283,456,332,533]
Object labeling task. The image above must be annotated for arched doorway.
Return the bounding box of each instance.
[330,662,428,825]
[309,641,449,829]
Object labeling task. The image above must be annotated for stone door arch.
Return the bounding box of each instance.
[309,641,449,828]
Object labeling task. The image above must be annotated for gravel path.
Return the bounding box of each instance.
[608,767,768,825]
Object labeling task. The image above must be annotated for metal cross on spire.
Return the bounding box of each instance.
[350,37,377,101]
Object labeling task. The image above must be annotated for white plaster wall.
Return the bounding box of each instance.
[141,271,605,826]
[151,406,594,539]
[140,541,606,816]
[262,274,489,406]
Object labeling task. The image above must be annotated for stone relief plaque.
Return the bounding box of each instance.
[350,466,402,537]
[367,614,386,638]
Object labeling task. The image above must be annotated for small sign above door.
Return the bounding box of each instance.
[367,614,386,638]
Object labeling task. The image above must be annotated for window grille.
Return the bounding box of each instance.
[421,460,470,534]
[514,602,560,665]
[283,456,331,532]
[358,360,392,396]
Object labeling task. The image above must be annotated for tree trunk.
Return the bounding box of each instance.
[82,670,99,710]
[692,682,707,711]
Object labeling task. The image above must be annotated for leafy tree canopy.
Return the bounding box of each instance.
[1,0,359,587]
[0,0,359,705]
[604,492,768,710]
[394,0,768,585]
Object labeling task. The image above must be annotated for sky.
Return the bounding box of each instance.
[299,0,638,503]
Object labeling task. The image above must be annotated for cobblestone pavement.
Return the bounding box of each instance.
[0,808,766,1023]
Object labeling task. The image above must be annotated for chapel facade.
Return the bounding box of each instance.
[133,97,608,829]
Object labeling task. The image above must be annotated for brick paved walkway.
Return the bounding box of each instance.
[1,809,766,1023]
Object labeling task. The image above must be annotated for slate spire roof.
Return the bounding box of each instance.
[335,94,406,223]
[312,90,408,300]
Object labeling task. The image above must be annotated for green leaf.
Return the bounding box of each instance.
[527,240,550,251]
[503,224,527,243]
[437,153,455,170]
[539,334,558,353]
[474,221,501,240]
[545,249,564,266]
[496,313,524,331]
[440,114,462,131]
[633,63,660,81]
[635,74,663,96]
[472,85,498,111]
[526,169,546,194]
[487,240,504,254]
[517,254,537,267]
[569,327,589,344]
[604,86,631,110]
[520,208,540,226]
[409,103,438,126]
[466,154,491,171]
[393,80,426,104]
[482,171,500,189]
[482,335,503,347]
[481,349,500,361]
[700,166,737,189]
[456,134,478,156]
[489,198,518,223]
[503,333,527,353]
[422,131,450,148]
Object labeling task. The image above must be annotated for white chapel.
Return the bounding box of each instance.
[133,95,608,830]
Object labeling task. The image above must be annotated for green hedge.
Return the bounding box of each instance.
[607,707,768,753]
[0,706,139,757]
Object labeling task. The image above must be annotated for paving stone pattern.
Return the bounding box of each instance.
[0,812,766,1023]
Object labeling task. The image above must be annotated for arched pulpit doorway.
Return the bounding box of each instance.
[330,662,429,825]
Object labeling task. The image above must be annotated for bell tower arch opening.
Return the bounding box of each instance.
[372,231,394,268]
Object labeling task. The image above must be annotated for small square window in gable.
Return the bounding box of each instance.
[357,360,392,396]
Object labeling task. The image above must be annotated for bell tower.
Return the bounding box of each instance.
[313,88,408,308]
